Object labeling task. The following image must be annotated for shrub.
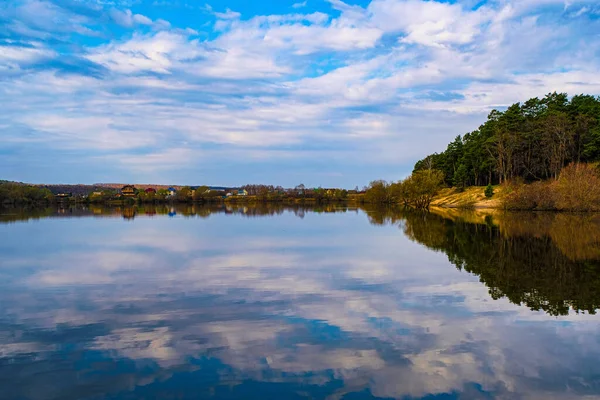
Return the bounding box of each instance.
[484,184,494,198]
[364,180,390,204]
[554,163,600,211]
[502,180,555,210]
[502,163,600,211]
[402,170,445,209]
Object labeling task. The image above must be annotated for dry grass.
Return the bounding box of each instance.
[431,186,505,209]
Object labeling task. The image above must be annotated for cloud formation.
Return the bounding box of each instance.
[1,0,599,185]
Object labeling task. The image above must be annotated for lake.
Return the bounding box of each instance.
[1,205,600,400]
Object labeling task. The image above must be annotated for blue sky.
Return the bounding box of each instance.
[1,0,599,187]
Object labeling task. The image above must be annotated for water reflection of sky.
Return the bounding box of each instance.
[1,209,599,400]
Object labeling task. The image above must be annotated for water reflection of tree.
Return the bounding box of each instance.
[398,210,600,316]
[5,204,600,316]
[1,204,355,223]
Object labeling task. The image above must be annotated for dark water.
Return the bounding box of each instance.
[1,205,600,400]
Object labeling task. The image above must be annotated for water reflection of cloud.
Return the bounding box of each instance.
[1,211,600,399]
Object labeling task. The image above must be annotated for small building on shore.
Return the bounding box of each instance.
[55,193,72,201]
[121,185,136,197]
[145,188,157,194]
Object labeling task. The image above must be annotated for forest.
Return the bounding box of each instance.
[413,92,600,187]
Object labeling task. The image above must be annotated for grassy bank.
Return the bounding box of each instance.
[430,186,505,209]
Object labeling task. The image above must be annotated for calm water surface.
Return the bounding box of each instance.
[1,205,600,400]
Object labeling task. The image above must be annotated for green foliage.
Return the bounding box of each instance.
[364,180,390,204]
[192,186,210,201]
[484,184,494,198]
[453,164,469,191]
[0,182,54,204]
[89,189,117,203]
[414,92,600,187]
[404,170,445,208]
[175,186,192,202]
[365,170,444,209]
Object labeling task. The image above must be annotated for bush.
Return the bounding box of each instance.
[502,163,600,211]
[399,170,445,209]
[554,163,600,211]
[502,180,555,210]
[484,184,494,198]
[364,180,390,204]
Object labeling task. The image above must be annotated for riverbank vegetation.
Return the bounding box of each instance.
[362,169,445,209]
[503,163,600,211]
[414,92,600,185]
[409,92,600,211]
[0,181,355,206]
[0,182,54,205]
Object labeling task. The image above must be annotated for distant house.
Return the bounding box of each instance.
[168,187,177,196]
[92,191,103,196]
[226,192,233,197]
[121,185,136,197]
[56,193,72,201]
[237,189,248,196]
[145,188,157,194]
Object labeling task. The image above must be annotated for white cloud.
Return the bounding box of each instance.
[110,8,153,27]
[572,6,589,16]
[86,31,195,74]
[214,8,241,20]
[292,1,307,8]
[0,43,55,70]
[366,0,493,47]
[2,0,600,185]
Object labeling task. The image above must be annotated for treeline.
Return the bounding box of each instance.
[96,184,352,204]
[41,184,106,197]
[414,92,600,187]
[0,182,54,205]
[239,184,350,202]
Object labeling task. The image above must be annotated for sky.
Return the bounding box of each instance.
[1,0,600,188]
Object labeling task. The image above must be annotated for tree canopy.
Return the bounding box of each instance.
[414,93,600,186]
